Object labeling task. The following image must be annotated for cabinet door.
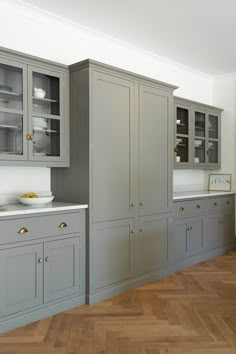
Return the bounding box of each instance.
[222,211,235,246]
[136,214,168,274]
[189,216,205,256]
[28,66,65,163]
[193,109,207,167]
[91,219,135,290]
[205,213,221,250]
[174,218,189,261]
[44,237,80,303]
[175,103,191,168]
[0,58,28,162]
[206,113,221,168]
[92,71,135,222]
[0,244,43,316]
[138,84,170,215]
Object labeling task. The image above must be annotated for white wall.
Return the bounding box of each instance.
[0,0,215,196]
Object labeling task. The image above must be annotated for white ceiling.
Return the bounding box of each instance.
[17,0,236,76]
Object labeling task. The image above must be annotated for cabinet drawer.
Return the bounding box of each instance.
[221,195,235,210]
[0,212,81,245]
[173,199,207,217]
[207,196,235,211]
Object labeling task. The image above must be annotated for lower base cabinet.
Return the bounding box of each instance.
[0,244,43,317]
[0,209,85,333]
[136,214,168,274]
[173,195,236,264]
[174,216,205,261]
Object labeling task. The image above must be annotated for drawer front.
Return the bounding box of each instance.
[0,212,82,245]
[173,199,207,217]
[221,195,235,210]
[207,196,234,211]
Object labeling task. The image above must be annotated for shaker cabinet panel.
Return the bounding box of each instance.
[0,244,43,316]
[222,212,235,246]
[174,219,189,261]
[136,214,168,274]
[138,84,169,215]
[189,216,205,256]
[92,219,135,290]
[92,72,135,222]
[205,213,221,250]
[44,237,81,303]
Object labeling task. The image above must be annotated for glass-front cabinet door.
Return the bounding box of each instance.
[28,66,64,162]
[207,113,220,167]
[175,105,190,166]
[194,110,206,166]
[0,59,27,160]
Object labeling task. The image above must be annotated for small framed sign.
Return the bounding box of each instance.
[208,174,232,192]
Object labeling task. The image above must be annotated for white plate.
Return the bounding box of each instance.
[18,196,54,205]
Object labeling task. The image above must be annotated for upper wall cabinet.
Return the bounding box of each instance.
[174,96,223,170]
[0,48,69,167]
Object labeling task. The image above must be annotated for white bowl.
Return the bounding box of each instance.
[18,196,54,205]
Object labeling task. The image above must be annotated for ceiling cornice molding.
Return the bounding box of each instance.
[0,0,215,80]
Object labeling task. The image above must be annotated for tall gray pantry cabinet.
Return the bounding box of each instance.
[52,60,177,303]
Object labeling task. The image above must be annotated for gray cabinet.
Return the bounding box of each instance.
[138,84,170,215]
[174,96,222,169]
[173,215,205,261]
[0,47,69,167]
[136,214,168,274]
[205,213,221,250]
[0,244,43,316]
[0,209,86,332]
[91,219,135,290]
[92,71,135,222]
[173,195,235,264]
[44,237,81,303]
[51,59,176,303]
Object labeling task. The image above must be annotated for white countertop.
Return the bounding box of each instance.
[173,190,235,201]
[0,202,88,217]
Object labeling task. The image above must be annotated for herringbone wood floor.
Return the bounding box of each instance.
[1,252,236,354]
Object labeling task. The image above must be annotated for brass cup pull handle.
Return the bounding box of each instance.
[226,201,230,205]
[59,222,67,228]
[214,202,217,206]
[179,207,184,212]
[18,227,29,234]
[196,205,200,209]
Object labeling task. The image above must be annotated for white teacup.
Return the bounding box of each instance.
[34,88,46,98]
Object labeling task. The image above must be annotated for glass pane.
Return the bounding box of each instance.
[176,136,188,163]
[32,73,60,116]
[194,139,205,164]
[176,107,189,135]
[0,63,23,111]
[195,111,205,137]
[208,140,218,164]
[32,117,60,157]
[209,115,218,139]
[0,112,23,155]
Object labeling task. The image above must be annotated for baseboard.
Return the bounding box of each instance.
[0,294,85,334]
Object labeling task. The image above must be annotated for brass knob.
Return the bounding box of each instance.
[38,258,43,263]
[59,222,67,228]
[139,201,143,206]
[196,205,200,209]
[45,256,50,262]
[26,133,33,141]
[130,229,135,234]
[18,227,28,234]
[139,228,143,232]
[179,207,184,212]
[214,202,217,206]
[131,203,135,207]
[226,201,230,205]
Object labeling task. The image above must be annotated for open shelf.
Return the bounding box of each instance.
[33,97,58,104]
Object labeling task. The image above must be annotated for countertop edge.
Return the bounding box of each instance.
[173,191,235,201]
[0,203,88,217]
